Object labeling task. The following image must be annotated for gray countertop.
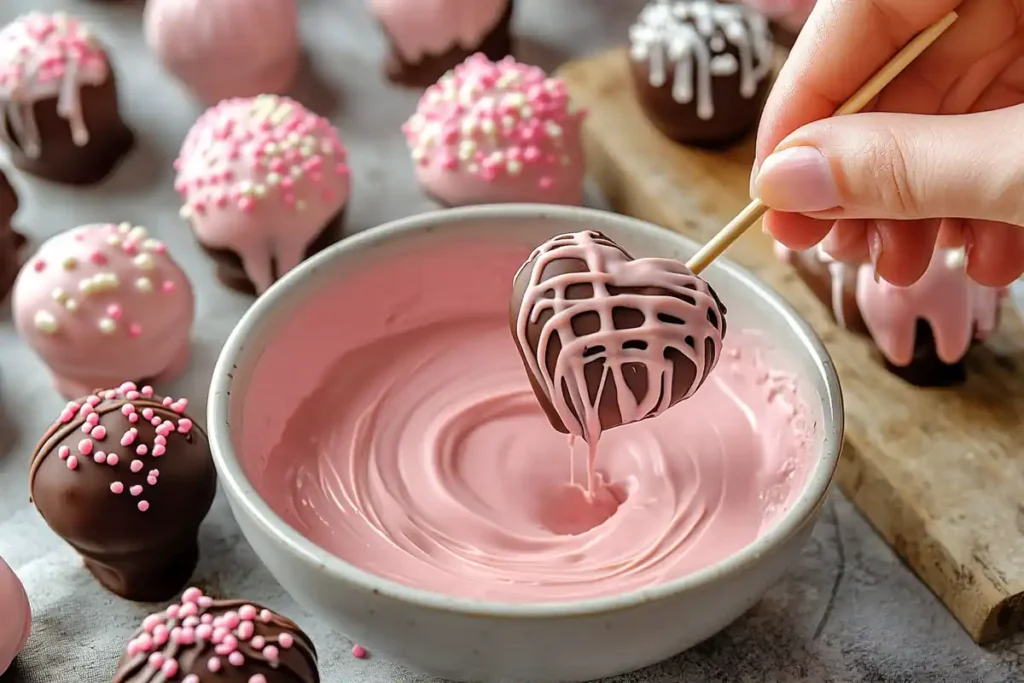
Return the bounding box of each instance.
[0,1,1021,682]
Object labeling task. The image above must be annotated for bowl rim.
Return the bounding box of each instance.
[208,204,844,619]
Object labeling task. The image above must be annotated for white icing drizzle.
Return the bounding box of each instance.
[629,0,773,121]
[0,13,110,158]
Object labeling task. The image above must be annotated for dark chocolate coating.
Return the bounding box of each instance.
[114,595,319,683]
[29,389,216,601]
[629,4,773,148]
[0,71,133,185]
[196,207,345,296]
[381,0,515,88]
[783,249,975,387]
[510,232,726,435]
[0,168,23,301]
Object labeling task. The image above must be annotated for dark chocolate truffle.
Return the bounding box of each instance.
[371,0,515,88]
[113,587,319,683]
[776,244,1004,387]
[0,168,23,301]
[628,0,774,148]
[0,12,134,185]
[29,382,216,602]
[511,230,727,439]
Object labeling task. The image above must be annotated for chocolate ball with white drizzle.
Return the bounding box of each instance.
[0,12,134,184]
[628,0,774,147]
[511,230,727,440]
[29,382,216,602]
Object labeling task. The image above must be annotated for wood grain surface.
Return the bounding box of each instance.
[559,48,1024,644]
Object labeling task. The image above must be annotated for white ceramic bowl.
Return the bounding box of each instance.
[208,205,843,683]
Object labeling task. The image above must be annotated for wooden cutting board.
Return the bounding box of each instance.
[559,48,1024,644]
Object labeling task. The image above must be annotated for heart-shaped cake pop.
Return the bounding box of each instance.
[511,230,727,439]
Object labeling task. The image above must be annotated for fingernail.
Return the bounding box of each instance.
[756,147,841,213]
[867,226,883,282]
[749,159,761,199]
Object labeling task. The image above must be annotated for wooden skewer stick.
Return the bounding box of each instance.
[685,10,959,275]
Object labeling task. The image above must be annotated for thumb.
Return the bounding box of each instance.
[753,105,1024,226]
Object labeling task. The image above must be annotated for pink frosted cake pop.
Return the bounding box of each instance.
[0,555,30,675]
[370,0,515,87]
[403,54,587,208]
[11,223,194,399]
[175,95,351,295]
[144,0,300,104]
[0,12,133,185]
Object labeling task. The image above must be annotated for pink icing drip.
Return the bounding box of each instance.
[515,231,725,446]
[370,0,508,64]
[175,95,351,293]
[855,249,1002,366]
[403,54,587,207]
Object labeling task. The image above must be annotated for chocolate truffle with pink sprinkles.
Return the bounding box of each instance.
[29,382,216,602]
[402,53,587,207]
[175,94,351,295]
[113,587,319,683]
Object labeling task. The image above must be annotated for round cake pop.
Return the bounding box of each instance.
[114,586,319,683]
[0,555,30,676]
[12,223,194,399]
[628,0,774,147]
[778,244,1004,387]
[511,230,727,441]
[29,383,216,602]
[144,0,300,104]
[403,54,587,208]
[0,12,133,184]
[0,168,24,301]
[175,95,351,295]
[371,0,514,87]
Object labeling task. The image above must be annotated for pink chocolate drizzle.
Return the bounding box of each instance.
[515,231,725,485]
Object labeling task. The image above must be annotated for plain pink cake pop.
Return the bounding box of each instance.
[144,0,300,104]
[402,53,587,207]
[175,95,351,294]
[370,0,509,65]
[0,555,30,675]
[12,223,194,399]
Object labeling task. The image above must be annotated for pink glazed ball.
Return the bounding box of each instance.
[0,555,30,675]
[144,0,300,104]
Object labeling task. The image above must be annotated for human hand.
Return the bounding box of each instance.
[751,0,1024,288]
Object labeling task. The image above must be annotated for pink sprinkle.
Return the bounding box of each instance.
[237,621,255,640]
[136,444,149,456]
[142,408,155,420]
[138,500,150,512]
[93,451,107,464]
[161,660,178,678]
[228,651,244,666]
[167,605,181,618]
[33,259,45,272]
[222,612,241,629]
[198,596,213,607]
[195,624,213,641]
[135,633,153,652]
[249,676,268,683]
[180,602,199,618]
[110,481,124,494]
[121,404,135,415]
[90,425,106,440]
[128,413,139,423]
[66,455,78,470]
[130,485,143,496]
[142,385,155,397]
[142,614,163,633]
[148,653,164,668]
[183,676,199,683]
[121,429,137,446]
[131,459,144,473]
[182,616,199,628]
[107,453,120,466]
[352,644,368,659]
[58,445,70,459]
[147,475,158,486]
[207,657,221,672]
[149,469,160,477]
[177,419,194,434]
[107,304,123,320]
[259,609,273,623]
[239,605,257,620]
[162,280,176,293]
[153,624,170,645]
[262,645,279,661]
[278,632,294,649]
[128,323,143,338]
[250,636,266,649]
[78,439,94,455]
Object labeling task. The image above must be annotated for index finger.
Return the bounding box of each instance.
[755,0,961,164]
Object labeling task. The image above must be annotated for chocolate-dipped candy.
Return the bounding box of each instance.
[175,95,351,295]
[511,230,727,440]
[0,13,133,185]
[114,587,319,683]
[12,223,194,399]
[0,555,31,676]
[144,0,300,104]
[403,54,587,207]
[628,0,774,147]
[0,167,24,301]
[29,383,216,601]
[776,244,1004,387]
[371,0,515,88]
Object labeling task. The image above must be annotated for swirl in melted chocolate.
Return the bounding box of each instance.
[113,587,319,683]
[511,230,727,452]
